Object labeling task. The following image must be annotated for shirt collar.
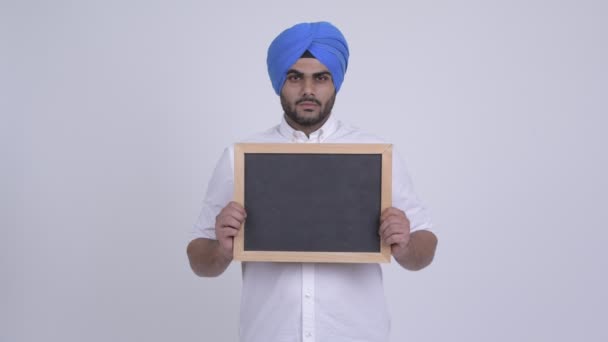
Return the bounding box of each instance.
[278,114,338,143]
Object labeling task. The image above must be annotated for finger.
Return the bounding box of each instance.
[218,225,240,238]
[379,222,398,239]
[380,223,408,240]
[218,206,247,225]
[380,211,409,236]
[218,216,244,230]
[380,207,405,222]
[380,222,408,241]
[384,233,409,246]
[226,201,247,217]
[224,208,246,222]
[379,216,408,236]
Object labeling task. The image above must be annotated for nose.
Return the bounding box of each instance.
[302,77,314,96]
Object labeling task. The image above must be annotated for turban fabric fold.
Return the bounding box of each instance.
[267,22,350,95]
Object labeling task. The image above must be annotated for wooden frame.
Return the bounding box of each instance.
[233,143,392,263]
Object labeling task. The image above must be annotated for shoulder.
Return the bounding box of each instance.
[217,124,283,160]
[239,125,282,143]
[330,120,389,144]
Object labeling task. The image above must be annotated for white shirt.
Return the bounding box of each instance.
[192,115,433,342]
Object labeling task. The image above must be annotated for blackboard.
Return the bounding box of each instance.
[233,143,392,263]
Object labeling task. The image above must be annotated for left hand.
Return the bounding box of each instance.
[379,207,411,256]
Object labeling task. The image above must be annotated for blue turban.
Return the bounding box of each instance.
[267,21,350,95]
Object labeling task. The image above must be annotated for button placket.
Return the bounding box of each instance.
[302,263,315,341]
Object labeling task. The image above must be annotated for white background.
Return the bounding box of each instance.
[2,0,607,341]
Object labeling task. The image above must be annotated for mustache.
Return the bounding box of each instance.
[295,97,321,106]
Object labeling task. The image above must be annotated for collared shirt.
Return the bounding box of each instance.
[192,115,433,342]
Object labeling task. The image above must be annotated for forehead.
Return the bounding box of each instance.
[288,58,330,74]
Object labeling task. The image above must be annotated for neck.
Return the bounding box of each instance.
[284,113,331,137]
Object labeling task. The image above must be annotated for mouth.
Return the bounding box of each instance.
[296,100,320,111]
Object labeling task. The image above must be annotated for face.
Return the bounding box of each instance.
[280,58,336,134]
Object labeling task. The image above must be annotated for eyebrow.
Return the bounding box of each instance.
[286,69,332,78]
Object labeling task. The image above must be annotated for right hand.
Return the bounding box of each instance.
[215,201,247,259]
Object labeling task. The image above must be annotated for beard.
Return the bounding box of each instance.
[281,92,336,127]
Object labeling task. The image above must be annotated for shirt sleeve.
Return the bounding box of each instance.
[191,146,235,241]
[392,150,434,233]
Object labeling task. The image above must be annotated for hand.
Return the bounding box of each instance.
[379,207,411,257]
[215,201,247,259]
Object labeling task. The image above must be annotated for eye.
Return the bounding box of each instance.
[287,74,301,81]
[316,75,330,82]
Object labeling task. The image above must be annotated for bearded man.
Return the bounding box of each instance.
[187,21,438,342]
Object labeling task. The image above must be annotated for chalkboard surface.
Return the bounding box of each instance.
[233,143,392,263]
[244,153,381,252]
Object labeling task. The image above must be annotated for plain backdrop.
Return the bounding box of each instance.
[2,0,607,341]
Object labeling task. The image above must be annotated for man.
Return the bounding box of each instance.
[187,21,438,342]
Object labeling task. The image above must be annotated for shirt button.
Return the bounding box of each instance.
[305,332,312,337]
[305,293,311,299]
